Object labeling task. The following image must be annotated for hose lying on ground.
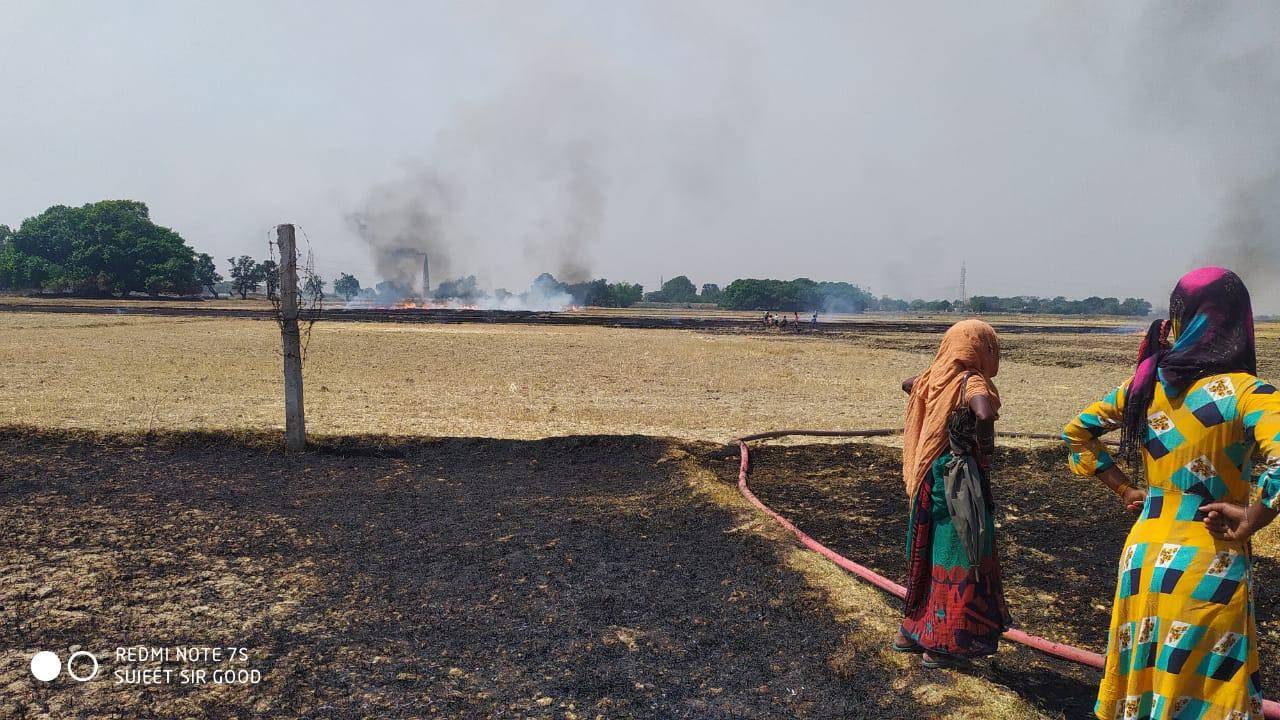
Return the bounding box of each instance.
[733,431,1280,719]
[736,428,1112,444]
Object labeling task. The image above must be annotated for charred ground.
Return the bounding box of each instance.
[1,428,949,720]
[727,442,1280,707]
[10,428,1277,719]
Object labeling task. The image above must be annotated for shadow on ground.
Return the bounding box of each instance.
[2,428,955,720]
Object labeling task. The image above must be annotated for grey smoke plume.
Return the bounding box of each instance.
[1216,170,1280,307]
[346,66,618,295]
[347,74,615,293]
[19,3,1280,312]
[347,10,753,300]
[1106,1,1280,308]
[552,143,604,284]
[347,171,453,291]
[346,63,612,292]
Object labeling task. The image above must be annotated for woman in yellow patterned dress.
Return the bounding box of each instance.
[1064,267,1280,720]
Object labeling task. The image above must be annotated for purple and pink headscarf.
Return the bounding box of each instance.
[1120,266,1257,461]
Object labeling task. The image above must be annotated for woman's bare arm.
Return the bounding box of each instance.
[968,394,998,422]
[966,393,998,460]
[1201,501,1279,542]
[901,375,918,394]
[1096,466,1147,513]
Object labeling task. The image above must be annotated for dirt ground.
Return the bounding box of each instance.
[1,427,1069,720]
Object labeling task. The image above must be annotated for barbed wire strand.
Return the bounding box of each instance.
[267,224,322,363]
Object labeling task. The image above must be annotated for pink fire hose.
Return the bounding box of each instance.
[733,432,1280,718]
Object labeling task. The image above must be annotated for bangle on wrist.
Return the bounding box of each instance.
[1114,483,1132,497]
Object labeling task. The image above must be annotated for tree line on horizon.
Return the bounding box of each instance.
[0,200,341,302]
[637,275,1153,316]
[0,200,1152,317]
[0,200,206,296]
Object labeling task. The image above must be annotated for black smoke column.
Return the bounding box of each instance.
[422,253,430,298]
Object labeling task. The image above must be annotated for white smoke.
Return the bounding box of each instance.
[346,273,575,311]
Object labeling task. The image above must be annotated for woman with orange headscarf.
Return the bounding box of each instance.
[894,319,1010,668]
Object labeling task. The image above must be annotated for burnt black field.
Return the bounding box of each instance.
[12,428,1265,718]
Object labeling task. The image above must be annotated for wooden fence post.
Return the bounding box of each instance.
[277,224,306,450]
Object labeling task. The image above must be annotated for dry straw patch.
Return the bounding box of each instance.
[0,312,1152,441]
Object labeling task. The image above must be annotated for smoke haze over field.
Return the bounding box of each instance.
[1089,2,1280,310]
[345,26,752,295]
[1,1,1278,310]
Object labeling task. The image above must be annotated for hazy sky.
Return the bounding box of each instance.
[2,1,1278,309]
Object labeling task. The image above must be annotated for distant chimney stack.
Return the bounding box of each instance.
[422,253,430,297]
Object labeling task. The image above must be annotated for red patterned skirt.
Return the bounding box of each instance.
[899,453,1010,657]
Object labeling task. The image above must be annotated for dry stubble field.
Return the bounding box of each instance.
[3,309,1280,719]
[8,312,1262,441]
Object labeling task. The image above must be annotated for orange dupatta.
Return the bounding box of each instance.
[901,319,1001,499]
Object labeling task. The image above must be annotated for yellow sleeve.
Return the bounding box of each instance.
[1241,379,1280,509]
[1062,380,1128,477]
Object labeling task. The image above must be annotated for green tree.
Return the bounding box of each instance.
[334,273,361,301]
[303,273,326,303]
[433,275,481,301]
[227,256,263,299]
[660,275,698,303]
[521,276,644,307]
[878,295,909,312]
[566,278,609,306]
[0,224,18,288]
[374,279,410,300]
[527,272,569,300]
[956,294,1151,316]
[908,299,953,312]
[260,259,279,299]
[608,281,643,307]
[195,253,223,297]
[717,277,875,312]
[0,201,199,295]
[700,283,722,302]
[719,279,801,310]
[794,280,874,313]
[968,296,997,313]
[1120,298,1152,316]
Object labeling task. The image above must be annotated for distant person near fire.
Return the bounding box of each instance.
[1063,267,1280,719]
[895,320,1009,667]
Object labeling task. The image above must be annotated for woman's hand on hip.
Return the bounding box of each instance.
[1096,467,1144,513]
[1120,486,1147,513]
[1201,502,1254,541]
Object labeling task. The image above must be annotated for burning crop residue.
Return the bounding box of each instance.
[344,298,585,313]
[344,271,582,312]
[342,299,583,313]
